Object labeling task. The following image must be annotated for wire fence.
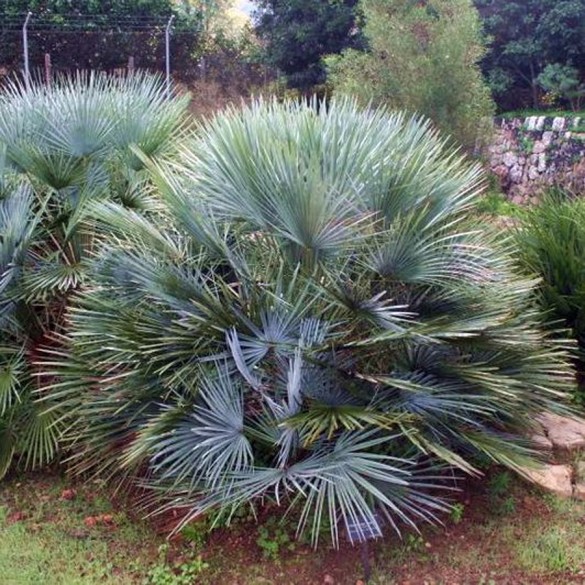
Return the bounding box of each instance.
[0,12,198,32]
[0,11,275,109]
[0,12,203,87]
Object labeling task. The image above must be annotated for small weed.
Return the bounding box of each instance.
[488,471,511,499]
[211,502,256,529]
[143,545,209,585]
[486,471,517,516]
[541,492,580,515]
[91,495,114,513]
[143,557,209,585]
[402,533,425,554]
[450,503,465,524]
[256,516,296,561]
[496,496,516,516]
[181,520,209,550]
[382,532,432,566]
[518,134,535,154]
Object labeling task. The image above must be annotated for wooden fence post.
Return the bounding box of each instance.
[44,53,51,87]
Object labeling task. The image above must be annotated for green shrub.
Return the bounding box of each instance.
[537,64,585,113]
[326,0,495,150]
[474,190,522,217]
[53,99,573,547]
[514,196,585,400]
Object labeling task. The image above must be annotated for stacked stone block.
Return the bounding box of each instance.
[488,116,585,204]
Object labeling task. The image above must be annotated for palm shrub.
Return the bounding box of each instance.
[0,73,190,477]
[0,158,45,477]
[514,195,585,400]
[51,99,574,546]
[0,72,190,196]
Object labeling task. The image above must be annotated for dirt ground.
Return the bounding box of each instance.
[2,469,585,584]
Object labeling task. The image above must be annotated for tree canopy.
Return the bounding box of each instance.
[327,0,494,149]
[475,0,585,110]
[254,0,363,91]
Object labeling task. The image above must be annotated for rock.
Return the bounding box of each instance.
[552,117,566,132]
[573,483,585,500]
[492,164,508,179]
[530,432,553,451]
[520,464,573,498]
[573,462,585,500]
[509,164,523,183]
[536,412,585,452]
[323,575,335,584]
[503,151,518,167]
[573,117,581,129]
[60,488,77,501]
[487,118,585,202]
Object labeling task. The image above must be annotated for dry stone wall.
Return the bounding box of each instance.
[487,116,585,204]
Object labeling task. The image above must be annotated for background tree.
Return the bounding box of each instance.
[192,0,266,93]
[254,0,363,91]
[327,0,494,149]
[0,0,203,78]
[475,0,585,111]
[537,63,584,112]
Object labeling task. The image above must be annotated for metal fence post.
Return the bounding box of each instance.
[23,11,32,90]
[165,15,175,100]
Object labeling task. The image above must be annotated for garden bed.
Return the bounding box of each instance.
[2,472,585,584]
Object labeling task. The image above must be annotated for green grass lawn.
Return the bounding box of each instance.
[0,475,162,585]
[0,506,136,584]
[3,471,585,584]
